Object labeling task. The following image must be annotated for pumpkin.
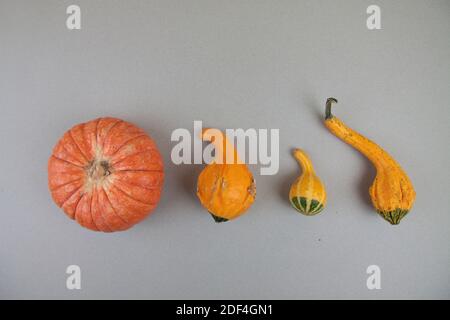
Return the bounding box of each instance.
[196,128,256,222]
[48,117,164,232]
[289,149,326,215]
[324,98,416,225]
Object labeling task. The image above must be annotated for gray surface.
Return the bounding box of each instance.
[1,0,449,299]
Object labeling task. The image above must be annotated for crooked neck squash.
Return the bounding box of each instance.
[196,128,256,222]
[324,98,416,225]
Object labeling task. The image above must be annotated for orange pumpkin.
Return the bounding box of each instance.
[48,117,164,232]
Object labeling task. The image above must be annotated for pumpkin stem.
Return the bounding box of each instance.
[87,160,111,181]
[325,97,338,120]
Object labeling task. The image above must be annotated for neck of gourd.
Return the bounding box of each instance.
[201,128,241,164]
[326,118,386,170]
[293,149,314,173]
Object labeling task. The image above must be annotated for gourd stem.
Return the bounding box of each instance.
[325,97,338,120]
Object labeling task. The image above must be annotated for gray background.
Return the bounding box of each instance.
[1,0,449,299]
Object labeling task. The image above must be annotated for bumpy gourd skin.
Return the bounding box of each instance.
[324,98,416,225]
[289,149,326,215]
[196,129,256,222]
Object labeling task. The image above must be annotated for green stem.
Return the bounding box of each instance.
[325,97,338,120]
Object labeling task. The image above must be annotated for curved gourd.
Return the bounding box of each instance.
[324,98,416,225]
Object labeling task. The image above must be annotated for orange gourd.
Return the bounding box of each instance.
[48,117,164,232]
[196,128,256,222]
[324,98,416,225]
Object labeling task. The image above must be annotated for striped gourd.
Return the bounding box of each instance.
[289,149,326,215]
[324,98,416,225]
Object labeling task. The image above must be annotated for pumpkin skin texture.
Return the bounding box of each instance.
[48,117,164,232]
[324,98,416,225]
[289,149,326,215]
[196,128,256,222]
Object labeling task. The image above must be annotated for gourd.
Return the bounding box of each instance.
[48,117,164,232]
[289,149,326,215]
[196,128,256,222]
[324,98,416,225]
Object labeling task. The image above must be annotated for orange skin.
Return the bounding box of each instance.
[196,129,256,222]
[48,117,164,232]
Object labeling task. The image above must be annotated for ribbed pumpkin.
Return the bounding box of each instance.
[196,128,256,222]
[324,98,416,225]
[48,117,164,232]
[289,149,327,215]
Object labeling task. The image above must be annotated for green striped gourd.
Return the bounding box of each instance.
[289,149,327,215]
